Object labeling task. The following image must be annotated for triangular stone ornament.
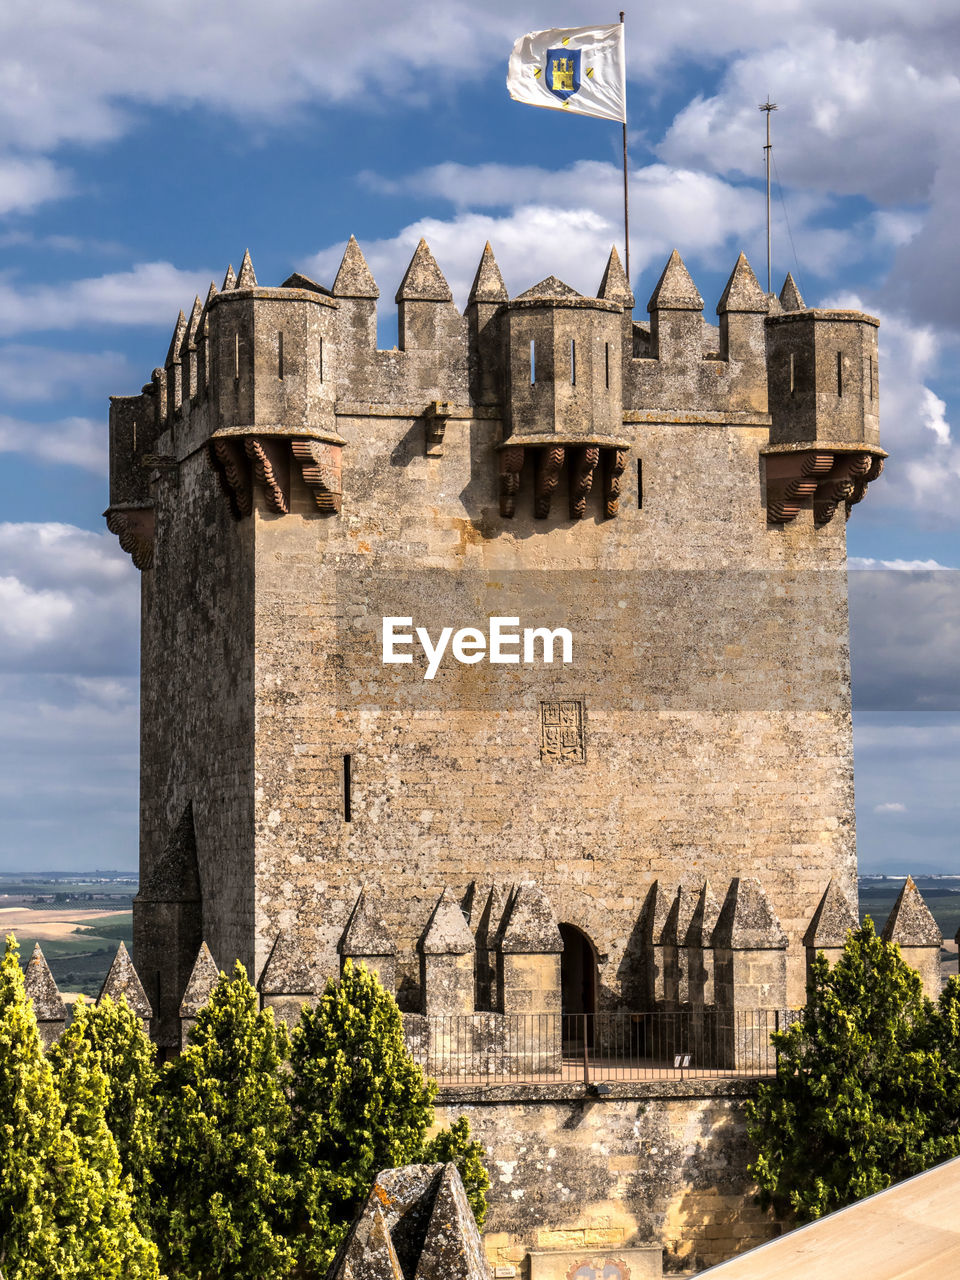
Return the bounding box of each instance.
[257,929,316,996]
[714,878,787,950]
[24,944,66,1022]
[418,888,475,956]
[99,941,153,1018]
[515,275,582,302]
[333,235,380,299]
[499,882,563,954]
[597,244,634,307]
[221,262,237,291]
[717,252,768,313]
[339,886,397,956]
[138,801,201,903]
[468,242,508,305]
[779,272,806,312]
[414,1163,489,1280]
[179,941,221,1017]
[395,238,452,303]
[881,875,941,947]
[236,249,257,288]
[164,310,187,367]
[647,249,704,311]
[185,294,203,341]
[329,1166,449,1280]
[199,280,218,329]
[804,878,858,949]
[280,270,330,294]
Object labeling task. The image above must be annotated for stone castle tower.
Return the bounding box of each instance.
[106,234,900,1267]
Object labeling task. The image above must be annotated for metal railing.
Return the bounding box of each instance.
[403,1009,788,1086]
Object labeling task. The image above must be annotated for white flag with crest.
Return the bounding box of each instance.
[506,24,626,123]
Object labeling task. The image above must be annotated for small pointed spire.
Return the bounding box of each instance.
[236,249,257,289]
[714,878,787,949]
[881,875,941,947]
[418,888,475,955]
[222,262,237,291]
[597,245,634,307]
[164,310,187,367]
[395,238,452,303]
[257,930,316,996]
[339,886,396,957]
[185,294,203,342]
[647,249,703,312]
[499,882,563,954]
[332,235,380,299]
[416,1163,489,1279]
[99,941,152,1019]
[779,272,806,312]
[515,275,582,301]
[804,879,858,949]
[717,252,768,314]
[204,280,218,307]
[24,943,66,1022]
[179,942,220,1017]
[468,242,508,305]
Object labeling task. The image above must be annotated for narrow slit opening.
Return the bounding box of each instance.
[530,339,536,384]
[605,342,610,389]
[234,331,240,381]
[570,338,576,386]
[343,754,352,822]
[837,350,843,397]
[319,335,324,383]
[869,355,874,402]
[637,458,643,509]
[789,352,795,396]
[278,331,284,380]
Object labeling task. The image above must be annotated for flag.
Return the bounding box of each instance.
[506,24,626,123]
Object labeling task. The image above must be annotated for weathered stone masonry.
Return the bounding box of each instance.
[102,233,921,1269]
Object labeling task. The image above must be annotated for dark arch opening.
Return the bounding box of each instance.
[559,923,598,1017]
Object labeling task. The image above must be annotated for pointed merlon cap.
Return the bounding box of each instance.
[515,275,582,302]
[418,888,475,956]
[881,876,941,947]
[221,262,237,291]
[804,878,859,949]
[597,244,634,307]
[640,880,673,945]
[236,248,257,288]
[137,801,201,903]
[99,941,153,1018]
[779,272,806,312]
[185,294,203,344]
[687,880,722,948]
[199,281,218,331]
[415,1162,489,1280]
[164,310,187,367]
[395,238,452,304]
[179,941,221,1018]
[339,886,397,957]
[647,249,703,312]
[333,235,380,299]
[499,882,563,954]
[280,270,331,295]
[24,943,66,1022]
[329,1164,446,1280]
[258,929,316,996]
[714,878,787,950]
[468,242,508,305]
[717,252,768,314]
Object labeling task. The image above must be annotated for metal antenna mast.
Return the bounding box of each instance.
[759,99,778,294]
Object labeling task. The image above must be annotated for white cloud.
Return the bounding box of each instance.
[0,414,105,473]
[0,345,129,402]
[874,801,907,813]
[0,155,71,215]
[849,557,954,570]
[0,522,138,676]
[0,262,212,336]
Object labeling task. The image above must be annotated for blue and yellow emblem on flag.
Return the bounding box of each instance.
[544,47,581,102]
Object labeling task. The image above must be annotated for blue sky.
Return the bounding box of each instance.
[0,1,958,875]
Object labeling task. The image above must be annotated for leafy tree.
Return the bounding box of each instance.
[287,960,489,1275]
[0,935,158,1280]
[153,961,295,1280]
[423,1114,491,1229]
[49,993,159,1230]
[747,918,960,1221]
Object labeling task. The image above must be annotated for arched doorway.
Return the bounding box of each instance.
[560,923,598,1017]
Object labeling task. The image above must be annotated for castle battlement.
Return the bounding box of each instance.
[107,238,883,568]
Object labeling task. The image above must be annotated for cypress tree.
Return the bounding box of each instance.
[153,961,294,1279]
[0,935,158,1280]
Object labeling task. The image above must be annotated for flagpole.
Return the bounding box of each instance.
[620,11,630,282]
[760,98,778,294]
